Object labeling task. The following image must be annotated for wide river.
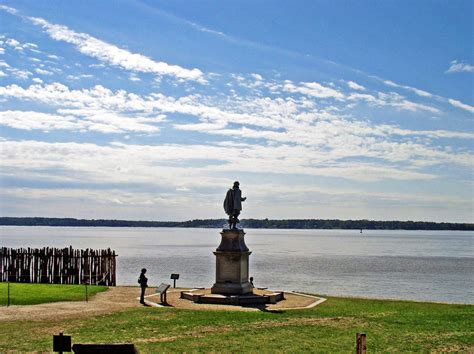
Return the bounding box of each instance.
[1,227,472,304]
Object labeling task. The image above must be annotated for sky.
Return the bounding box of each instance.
[0,0,472,222]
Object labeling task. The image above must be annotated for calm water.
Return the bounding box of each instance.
[1,227,473,304]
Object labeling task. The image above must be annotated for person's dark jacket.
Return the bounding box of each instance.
[139,273,148,287]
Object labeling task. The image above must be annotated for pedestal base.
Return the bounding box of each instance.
[211,229,253,295]
[211,280,253,295]
[181,289,285,305]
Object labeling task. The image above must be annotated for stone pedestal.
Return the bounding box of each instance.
[211,229,253,295]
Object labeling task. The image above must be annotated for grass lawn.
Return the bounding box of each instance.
[0,282,108,305]
[0,294,472,352]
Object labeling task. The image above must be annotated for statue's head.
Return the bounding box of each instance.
[233,181,240,188]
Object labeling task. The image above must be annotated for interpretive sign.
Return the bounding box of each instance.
[170,273,179,288]
[155,283,171,303]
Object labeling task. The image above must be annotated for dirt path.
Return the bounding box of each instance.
[0,287,325,322]
[0,286,147,322]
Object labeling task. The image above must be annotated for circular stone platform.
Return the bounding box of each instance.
[144,288,326,311]
[182,288,284,306]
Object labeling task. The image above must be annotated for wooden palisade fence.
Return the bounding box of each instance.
[0,246,117,286]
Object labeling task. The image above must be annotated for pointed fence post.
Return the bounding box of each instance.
[356,333,366,354]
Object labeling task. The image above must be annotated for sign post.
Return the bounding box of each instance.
[155,283,171,303]
[170,273,179,288]
[53,332,71,353]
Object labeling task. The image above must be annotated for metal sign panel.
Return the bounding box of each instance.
[156,283,171,294]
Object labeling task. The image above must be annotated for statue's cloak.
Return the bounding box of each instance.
[223,189,234,215]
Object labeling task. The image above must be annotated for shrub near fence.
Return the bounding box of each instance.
[0,247,117,286]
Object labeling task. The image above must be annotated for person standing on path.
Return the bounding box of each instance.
[138,268,148,305]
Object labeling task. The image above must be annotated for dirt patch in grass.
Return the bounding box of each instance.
[432,344,474,353]
[134,315,360,344]
[250,316,364,329]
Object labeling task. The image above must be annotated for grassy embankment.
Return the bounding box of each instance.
[0,282,107,305]
[0,284,472,352]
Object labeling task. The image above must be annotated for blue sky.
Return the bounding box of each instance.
[0,0,472,222]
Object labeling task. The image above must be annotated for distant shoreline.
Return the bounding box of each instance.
[1,217,473,231]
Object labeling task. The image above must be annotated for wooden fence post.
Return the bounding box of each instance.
[0,247,117,286]
[356,333,366,354]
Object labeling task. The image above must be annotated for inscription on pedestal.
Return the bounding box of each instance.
[219,256,239,281]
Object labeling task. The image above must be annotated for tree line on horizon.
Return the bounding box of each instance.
[0,217,472,231]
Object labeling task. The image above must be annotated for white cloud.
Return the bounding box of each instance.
[0,139,440,189]
[0,5,18,14]
[0,110,82,131]
[66,74,93,81]
[0,109,164,134]
[283,80,345,100]
[5,38,22,50]
[383,79,432,98]
[7,68,32,80]
[347,80,365,91]
[446,60,474,73]
[1,81,471,173]
[25,15,205,83]
[448,98,474,114]
[4,37,39,52]
[34,68,53,75]
[348,91,439,113]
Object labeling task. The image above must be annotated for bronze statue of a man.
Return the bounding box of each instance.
[223,181,247,229]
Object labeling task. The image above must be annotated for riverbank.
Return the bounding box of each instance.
[0,286,472,352]
[2,216,473,230]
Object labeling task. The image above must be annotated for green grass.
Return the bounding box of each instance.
[0,293,472,352]
[0,282,108,305]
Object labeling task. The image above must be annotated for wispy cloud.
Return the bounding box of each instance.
[0,109,164,134]
[34,68,53,75]
[27,15,205,82]
[0,6,206,83]
[383,80,433,98]
[282,80,345,100]
[346,80,365,91]
[448,98,474,114]
[0,84,167,133]
[0,5,18,15]
[1,80,471,173]
[446,60,474,73]
[348,91,440,113]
